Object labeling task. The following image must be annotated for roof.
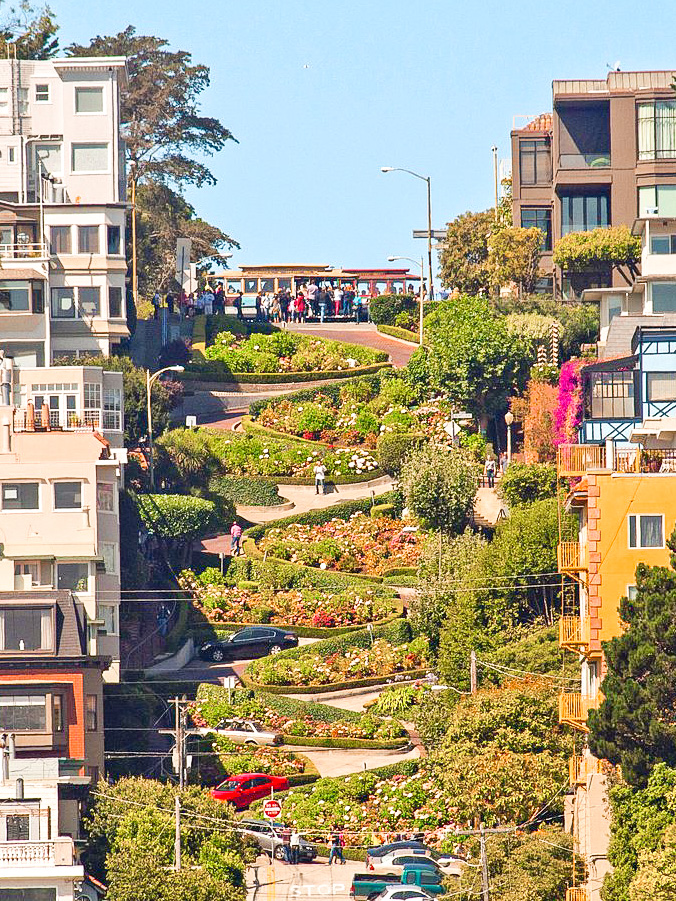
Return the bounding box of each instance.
[0,590,86,658]
[517,113,552,133]
[602,314,676,358]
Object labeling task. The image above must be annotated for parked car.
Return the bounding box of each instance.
[372,887,439,901]
[199,627,298,662]
[371,853,462,879]
[210,773,290,810]
[195,720,281,746]
[367,841,428,858]
[240,819,317,861]
[351,867,446,899]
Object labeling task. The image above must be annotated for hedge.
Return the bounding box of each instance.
[240,669,428,695]
[257,759,421,804]
[377,324,420,344]
[225,554,398,596]
[281,735,410,750]
[192,316,207,360]
[248,372,389,418]
[244,490,404,540]
[197,683,363,724]
[180,361,393,384]
[243,538,386,585]
[209,475,285,507]
[287,773,319,787]
[189,611,402,641]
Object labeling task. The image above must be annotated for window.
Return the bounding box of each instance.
[2,482,38,510]
[50,287,75,319]
[57,562,88,592]
[627,585,638,601]
[75,87,103,114]
[85,694,98,731]
[108,286,123,318]
[50,226,71,254]
[0,890,56,901]
[0,695,46,731]
[103,387,122,429]
[638,101,676,160]
[78,287,100,317]
[33,284,43,314]
[71,143,108,172]
[0,88,8,114]
[99,603,118,635]
[97,483,114,511]
[7,147,15,163]
[652,282,676,313]
[78,226,99,254]
[84,382,101,410]
[519,138,551,185]
[107,225,121,255]
[6,814,30,841]
[638,184,676,217]
[588,371,637,419]
[100,543,117,575]
[0,607,53,651]
[34,84,49,103]
[53,695,63,732]
[0,282,29,312]
[34,144,61,177]
[647,372,676,401]
[650,236,674,254]
[628,514,664,549]
[561,192,610,235]
[14,561,52,588]
[17,88,27,116]
[520,207,552,251]
[54,481,81,509]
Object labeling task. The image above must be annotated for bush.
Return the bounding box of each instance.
[369,294,417,326]
[376,432,425,475]
[497,462,558,507]
[400,445,478,532]
[209,476,284,507]
[296,402,337,436]
[370,503,394,519]
[136,493,221,540]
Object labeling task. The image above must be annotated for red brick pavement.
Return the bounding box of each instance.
[288,324,416,368]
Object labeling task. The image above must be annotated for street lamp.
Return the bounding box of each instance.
[388,256,425,346]
[381,166,434,302]
[147,365,184,489]
[504,410,514,465]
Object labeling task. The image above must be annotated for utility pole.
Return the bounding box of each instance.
[455,824,513,901]
[470,650,477,694]
[170,696,188,789]
[174,794,182,871]
[492,147,499,221]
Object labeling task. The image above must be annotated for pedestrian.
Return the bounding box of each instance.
[203,288,214,316]
[280,291,289,323]
[255,292,263,321]
[230,521,243,556]
[281,825,292,863]
[152,291,161,320]
[333,284,343,316]
[307,280,318,315]
[290,829,300,865]
[484,456,496,489]
[313,460,327,495]
[234,291,243,321]
[271,296,281,323]
[328,829,344,865]
[499,451,508,475]
[318,288,328,323]
[296,292,306,323]
[354,294,362,323]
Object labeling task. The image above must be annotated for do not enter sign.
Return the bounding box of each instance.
[263,799,282,819]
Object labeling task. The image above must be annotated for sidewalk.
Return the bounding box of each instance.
[286,322,416,368]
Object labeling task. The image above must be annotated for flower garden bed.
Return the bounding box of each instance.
[179,568,398,629]
[256,513,424,578]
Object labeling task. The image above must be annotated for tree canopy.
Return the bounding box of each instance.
[488,225,543,293]
[400,444,477,533]
[439,209,495,295]
[0,1,58,59]
[552,225,640,274]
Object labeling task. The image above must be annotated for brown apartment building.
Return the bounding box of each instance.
[511,70,676,298]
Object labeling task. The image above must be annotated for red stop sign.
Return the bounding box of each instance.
[263,799,282,819]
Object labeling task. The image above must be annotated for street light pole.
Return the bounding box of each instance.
[505,410,514,465]
[491,146,499,222]
[146,365,185,490]
[388,255,424,346]
[381,166,434,301]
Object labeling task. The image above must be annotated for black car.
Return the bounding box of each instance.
[199,626,298,662]
[367,840,428,857]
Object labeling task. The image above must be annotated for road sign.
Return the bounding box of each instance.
[263,799,282,819]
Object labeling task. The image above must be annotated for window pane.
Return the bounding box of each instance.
[35,143,61,175]
[75,87,103,113]
[658,186,676,217]
[638,103,656,160]
[86,694,98,731]
[638,185,657,216]
[0,283,29,311]
[2,482,38,510]
[647,372,676,401]
[78,287,100,316]
[78,226,99,254]
[97,483,114,511]
[1,608,43,650]
[6,814,30,841]
[628,515,637,548]
[50,226,71,254]
[72,143,108,172]
[0,695,46,731]
[652,283,676,313]
[520,142,536,185]
[651,236,671,254]
[108,286,123,318]
[640,515,663,547]
[50,288,75,318]
[107,225,121,255]
[521,207,552,250]
[54,481,81,509]
[57,563,88,592]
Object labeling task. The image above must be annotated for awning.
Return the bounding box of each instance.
[630,417,676,443]
[0,268,47,280]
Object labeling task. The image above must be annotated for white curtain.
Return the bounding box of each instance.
[656,102,676,158]
[638,103,655,159]
[40,609,53,651]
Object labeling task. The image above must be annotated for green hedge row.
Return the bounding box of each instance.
[377,324,420,344]
[190,611,401,641]
[243,490,404,541]
[181,361,392,385]
[209,475,286,507]
[281,735,410,750]
[248,373,387,418]
[225,554,398,596]
[197,683,363,724]
[240,669,427,694]
[287,773,319,787]
[267,758,421,803]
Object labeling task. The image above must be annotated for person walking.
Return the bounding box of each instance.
[484,456,496,489]
[328,829,345,865]
[234,290,243,321]
[318,288,328,323]
[229,521,243,556]
[296,293,306,323]
[333,285,343,316]
[280,825,292,863]
[152,292,161,320]
[313,461,327,495]
[290,830,301,865]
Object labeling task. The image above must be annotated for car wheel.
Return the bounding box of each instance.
[270,644,282,655]
[368,893,380,900]
[274,845,286,860]
[245,740,257,746]
[211,647,225,662]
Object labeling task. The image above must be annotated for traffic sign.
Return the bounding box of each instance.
[263,798,282,819]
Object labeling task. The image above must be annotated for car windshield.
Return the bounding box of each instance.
[216,780,240,790]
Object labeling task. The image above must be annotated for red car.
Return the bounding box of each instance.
[210,773,290,810]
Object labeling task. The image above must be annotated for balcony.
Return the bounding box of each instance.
[558,542,586,575]
[559,615,591,653]
[557,444,606,476]
[557,444,676,476]
[559,692,600,731]
[0,838,75,867]
[559,152,610,169]
[569,754,601,787]
[566,889,590,901]
[0,241,49,260]
[13,407,122,433]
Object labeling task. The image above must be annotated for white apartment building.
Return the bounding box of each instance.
[0,361,125,681]
[0,56,129,367]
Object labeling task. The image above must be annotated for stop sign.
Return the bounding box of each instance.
[263,798,282,819]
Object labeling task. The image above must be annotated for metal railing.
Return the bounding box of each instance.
[566,888,590,901]
[559,692,600,729]
[13,408,110,432]
[0,241,49,260]
[569,754,601,786]
[557,444,606,476]
[559,615,591,651]
[558,444,676,476]
[558,541,585,572]
[559,152,611,169]
[0,841,54,865]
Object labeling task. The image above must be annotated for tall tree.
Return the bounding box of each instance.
[439,209,495,295]
[0,2,58,59]
[488,225,543,293]
[588,528,676,787]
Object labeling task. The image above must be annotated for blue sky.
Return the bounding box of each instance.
[54,0,676,273]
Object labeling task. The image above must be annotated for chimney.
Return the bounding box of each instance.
[15,777,23,800]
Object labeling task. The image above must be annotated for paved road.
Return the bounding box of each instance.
[248,855,361,901]
[286,323,416,368]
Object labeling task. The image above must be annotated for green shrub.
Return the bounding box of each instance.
[208,475,284,507]
[296,402,337,435]
[376,432,425,475]
[354,409,380,437]
[370,503,394,519]
[369,294,417,326]
[238,580,259,591]
[377,325,421,344]
[497,462,558,507]
[400,445,478,532]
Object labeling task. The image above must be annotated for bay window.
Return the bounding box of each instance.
[638,101,676,160]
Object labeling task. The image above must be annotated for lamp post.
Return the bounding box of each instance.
[388,256,425,346]
[381,166,434,301]
[504,410,514,465]
[147,365,184,489]
[491,146,499,221]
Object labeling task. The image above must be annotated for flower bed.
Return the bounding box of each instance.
[257,513,424,576]
[179,568,394,628]
[214,738,308,777]
[248,636,431,687]
[204,329,387,373]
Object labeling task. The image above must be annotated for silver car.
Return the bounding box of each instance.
[240,819,317,861]
[197,719,280,746]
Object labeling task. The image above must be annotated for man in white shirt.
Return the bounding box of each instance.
[314,462,327,495]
